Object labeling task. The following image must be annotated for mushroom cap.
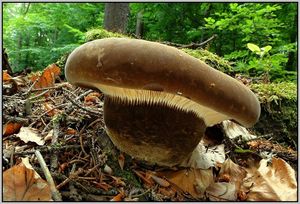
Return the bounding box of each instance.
[65,37,260,127]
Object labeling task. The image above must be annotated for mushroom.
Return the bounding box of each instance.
[65,38,260,167]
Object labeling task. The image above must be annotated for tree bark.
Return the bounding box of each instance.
[2,48,13,75]
[135,10,143,38]
[104,3,130,34]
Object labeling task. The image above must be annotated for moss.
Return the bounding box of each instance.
[250,82,297,148]
[106,154,142,188]
[181,48,233,74]
[250,82,297,103]
[84,28,130,42]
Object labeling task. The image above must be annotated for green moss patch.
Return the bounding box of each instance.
[250,82,297,148]
[181,48,233,74]
[85,28,130,42]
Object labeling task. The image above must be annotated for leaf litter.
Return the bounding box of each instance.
[2,65,298,201]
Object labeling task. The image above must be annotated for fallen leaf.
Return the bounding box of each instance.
[84,92,101,104]
[160,168,213,199]
[16,127,45,146]
[157,187,176,198]
[3,158,51,201]
[222,120,257,140]
[180,142,225,169]
[30,64,61,92]
[243,157,297,201]
[218,159,247,189]
[150,174,170,187]
[206,182,237,201]
[3,70,12,81]
[3,121,22,136]
[118,153,125,170]
[111,192,125,201]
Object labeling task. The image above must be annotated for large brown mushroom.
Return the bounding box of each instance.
[65,38,260,167]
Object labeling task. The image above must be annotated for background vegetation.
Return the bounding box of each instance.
[3,2,297,83]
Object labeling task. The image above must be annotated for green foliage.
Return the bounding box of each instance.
[3,3,104,72]
[233,42,296,82]
[3,2,297,83]
[204,3,297,79]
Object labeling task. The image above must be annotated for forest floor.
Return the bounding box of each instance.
[2,65,298,201]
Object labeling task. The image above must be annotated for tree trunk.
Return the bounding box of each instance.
[286,14,297,71]
[135,10,143,38]
[2,48,13,75]
[104,3,130,34]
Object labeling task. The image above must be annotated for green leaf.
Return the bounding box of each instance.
[262,45,272,53]
[247,43,261,54]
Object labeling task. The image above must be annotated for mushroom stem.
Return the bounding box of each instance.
[104,95,206,167]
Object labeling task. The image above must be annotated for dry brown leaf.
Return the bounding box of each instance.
[3,158,51,201]
[3,121,22,136]
[16,127,45,145]
[31,64,61,90]
[3,70,12,82]
[243,157,297,201]
[219,159,247,189]
[84,92,101,104]
[118,153,125,170]
[160,168,213,199]
[206,182,237,201]
[150,174,170,187]
[205,159,247,201]
[111,191,125,201]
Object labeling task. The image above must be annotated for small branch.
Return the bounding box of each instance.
[27,89,50,101]
[14,144,82,156]
[35,150,62,201]
[162,34,217,49]
[23,76,41,96]
[65,94,100,116]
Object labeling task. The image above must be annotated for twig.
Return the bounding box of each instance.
[10,146,15,168]
[30,82,69,92]
[35,150,62,201]
[162,34,217,49]
[65,94,100,116]
[79,125,88,156]
[27,89,50,101]
[3,115,30,125]
[75,90,94,101]
[50,115,61,171]
[29,103,69,127]
[23,75,41,96]
[56,164,80,190]
[14,144,82,156]
[131,188,151,198]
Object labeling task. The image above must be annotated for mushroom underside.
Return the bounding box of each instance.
[101,85,230,166]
